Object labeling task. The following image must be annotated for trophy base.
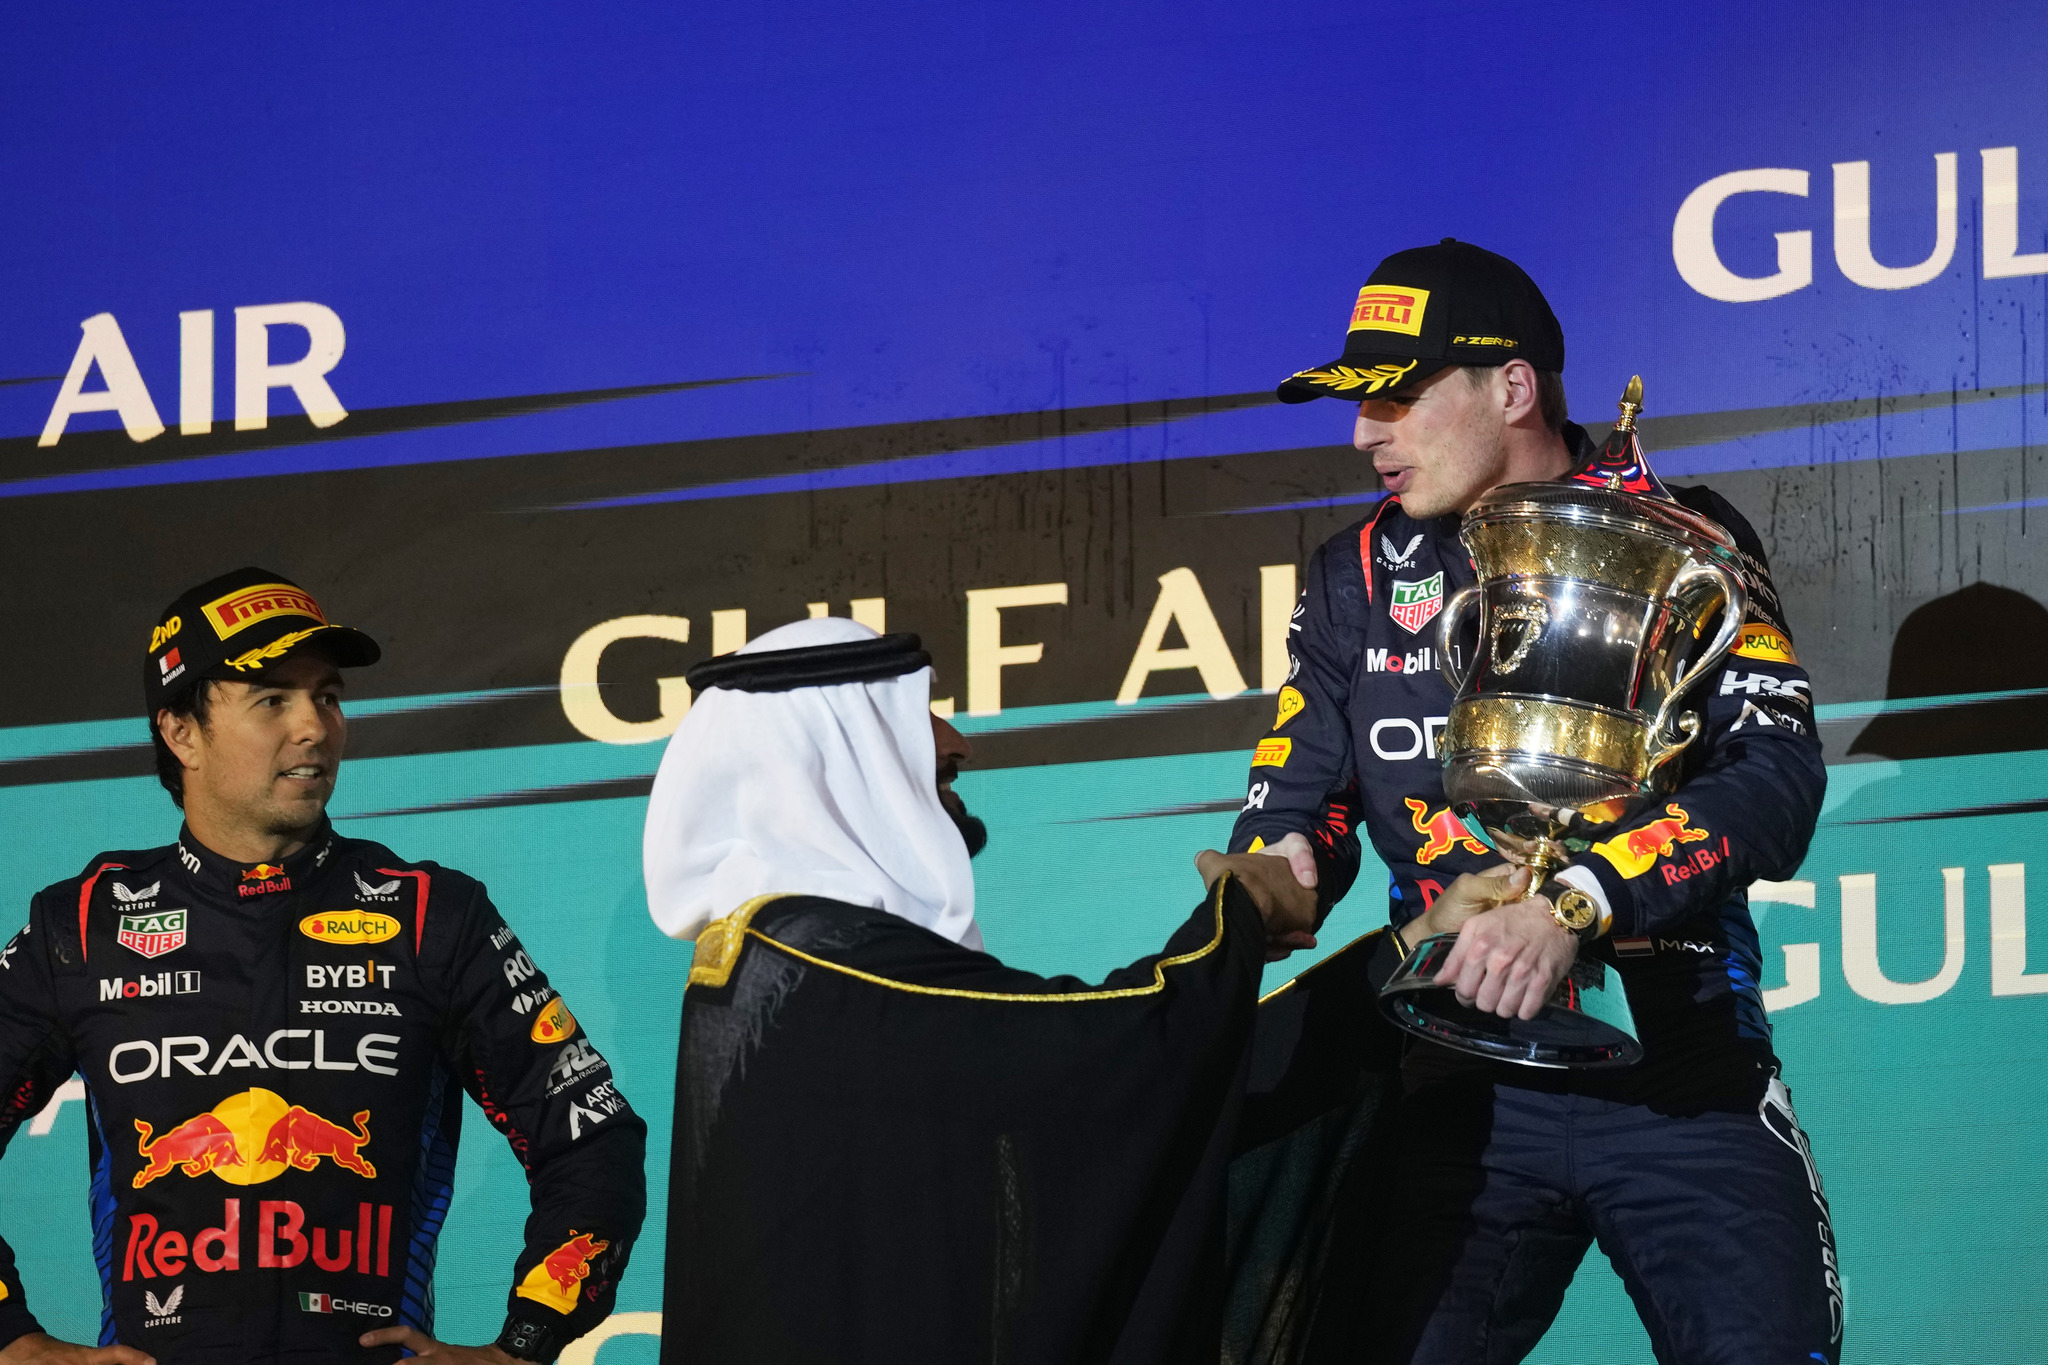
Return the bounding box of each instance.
[1380,934,1642,1069]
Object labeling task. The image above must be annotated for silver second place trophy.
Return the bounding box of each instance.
[1379,377,1749,1067]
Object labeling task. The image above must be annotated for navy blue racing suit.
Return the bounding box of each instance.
[0,822,646,1363]
[1230,425,1842,1362]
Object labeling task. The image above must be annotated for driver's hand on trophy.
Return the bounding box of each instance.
[1195,847,1318,960]
[1438,875,1579,1020]
[1400,866,1532,946]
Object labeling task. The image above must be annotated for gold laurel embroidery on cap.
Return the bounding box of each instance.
[1292,359,1418,394]
[221,625,329,672]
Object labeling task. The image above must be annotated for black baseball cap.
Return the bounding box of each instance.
[1277,239,1566,403]
[144,567,381,716]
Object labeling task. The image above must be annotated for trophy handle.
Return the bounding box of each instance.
[1437,585,1483,692]
[1645,559,1749,770]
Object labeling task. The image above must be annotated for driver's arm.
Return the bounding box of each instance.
[428,878,647,1365]
[1569,492,1825,937]
[0,898,83,1353]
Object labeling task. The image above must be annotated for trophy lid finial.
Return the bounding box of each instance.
[1567,373,1671,500]
[1614,375,1644,433]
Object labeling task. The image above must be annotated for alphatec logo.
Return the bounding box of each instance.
[38,304,348,446]
[1675,146,2047,300]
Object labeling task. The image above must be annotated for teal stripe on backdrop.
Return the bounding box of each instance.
[1,737,2045,1360]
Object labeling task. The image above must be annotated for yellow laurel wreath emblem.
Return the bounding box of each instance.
[223,626,327,672]
[1292,359,1417,393]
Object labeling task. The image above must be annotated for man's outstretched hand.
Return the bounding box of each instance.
[1419,866,1580,1021]
[0,1334,153,1365]
[1194,843,1319,962]
[358,1328,522,1362]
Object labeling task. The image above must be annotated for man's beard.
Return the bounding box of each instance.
[940,787,988,857]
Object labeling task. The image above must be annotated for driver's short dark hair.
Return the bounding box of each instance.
[150,680,215,809]
[1462,364,1569,434]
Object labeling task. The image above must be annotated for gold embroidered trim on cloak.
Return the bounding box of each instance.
[720,876,1236,1003]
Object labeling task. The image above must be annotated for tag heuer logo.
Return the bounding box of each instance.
[117,909,188,960]
[1389,573,1444,635]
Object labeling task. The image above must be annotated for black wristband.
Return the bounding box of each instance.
[496,1314,565,1364]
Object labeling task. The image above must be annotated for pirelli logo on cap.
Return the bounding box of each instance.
[1731,624,1798,665]
[1349,286,1429,337]
[203,582,328,640]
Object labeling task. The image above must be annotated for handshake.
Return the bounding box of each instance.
[1194,836,1577,1021]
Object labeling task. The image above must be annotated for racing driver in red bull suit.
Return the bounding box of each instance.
[0,568,645,1365]
[1233,242,1841,1363]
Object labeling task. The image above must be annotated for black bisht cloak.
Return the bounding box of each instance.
[661,878,1404,1365]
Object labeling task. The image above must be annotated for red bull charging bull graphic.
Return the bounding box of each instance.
[516,1231,611,1313]
[1592,803,1713,879]
[133,1113,243,1188]
[132,1089,374,1187]
[1405,798,1489,865]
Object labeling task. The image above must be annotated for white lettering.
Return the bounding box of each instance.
[233,302,347,430]
[179,309,213,435]
[1990,863,2048,996]
[1751,880,1820,1013]
[1672,168,1813,302]
[1833,154,1957,291]
[264,1028,312,1070]
[313,1031,357,1071]
[39,313,166,446]
[1367,716,1448,760]
[206,1034,269,1074]
[109,1041,159,1084]
[1841,869,1965,1005]
[162,1036,209,1077]
[1982,148,2048,279]
[504,951,535,987]
[1370,717,1422,760]
[357,1033,401,1076]
[559,614,693,745]
[965,583,1069,715]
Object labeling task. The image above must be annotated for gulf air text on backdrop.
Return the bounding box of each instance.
[557,565,1303,741]
[1740,865,2048,1009]
[1675,145,2048,300]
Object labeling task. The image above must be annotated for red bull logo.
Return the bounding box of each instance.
[1406,798,1488,865]
[1591,803,1711,879]
[122,1197,393,1282]
[259,1106,376,1178]
[134,1113,243,1188]
[516,1231,611,1313]
[131,1089,374,1187]
[239,865,291,898]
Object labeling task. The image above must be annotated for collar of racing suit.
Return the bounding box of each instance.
[175,818,339,898]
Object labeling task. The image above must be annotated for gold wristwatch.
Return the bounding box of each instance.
[1540,880,1599,937]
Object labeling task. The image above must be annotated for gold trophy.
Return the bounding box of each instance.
[1379,378,1749,1067]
